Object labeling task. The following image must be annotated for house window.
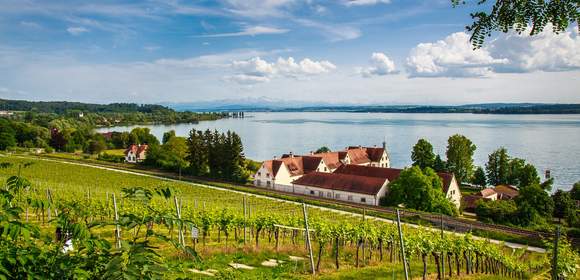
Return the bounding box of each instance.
[324,167,328,172]
[348,195,353,201]
[257,180,261,186]
[266,173,270,177]
[258,172,261,176]
[266,181,271,187]
[327,192,332,198]
[310,190,315,195]
[335,193,341,199]
[360,197,366,203]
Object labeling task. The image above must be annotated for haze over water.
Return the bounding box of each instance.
[98,112,580,191]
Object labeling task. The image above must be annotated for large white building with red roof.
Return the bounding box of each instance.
[253,145,461,208]
[253,144,390,192]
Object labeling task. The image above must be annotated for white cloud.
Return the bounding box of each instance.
[357,52,397,77]
[406,27,580,78]
[229,56,336,84]
[294,18,360,41]
[220,0,295,17]
[343,0,390,6]
[488,28,580,73]
[406,32,508,78]
[198,25,289,38]
[20,21,41,28]
[66,26,89,36]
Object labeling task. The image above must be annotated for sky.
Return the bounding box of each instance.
[0,0,579,105]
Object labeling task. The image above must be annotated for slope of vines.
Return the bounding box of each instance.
[1,156,577,279]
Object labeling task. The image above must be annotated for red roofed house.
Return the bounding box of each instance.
[331,165,461,208]
[124,144,149,163]
[493,184,519,200]
[253,143,390,192]
[292,172,389,206]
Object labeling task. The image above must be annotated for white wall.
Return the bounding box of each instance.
[446,176,462,209]
[292,181,388,206]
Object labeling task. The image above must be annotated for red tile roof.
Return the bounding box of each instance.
[480,188,497,198]
[263,156,322,177]
[310,152,343,170]
[292,172,387,195]
[346,148,371,165]
[124,144,149,156]
[334,164,456,193]
[494,185,519,199]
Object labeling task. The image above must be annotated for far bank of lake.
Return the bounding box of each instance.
[97,112,580,191]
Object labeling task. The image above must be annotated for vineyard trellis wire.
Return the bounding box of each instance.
[1,156,578,279]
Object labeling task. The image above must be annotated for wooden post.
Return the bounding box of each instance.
[396,210,409,280]
[552,226,560,280]
[302,203,315,275]
[243,196,247,245]
[441,214,445,277]
[113,193,121,248]
[174,196,184,246]
[46,189,51,221]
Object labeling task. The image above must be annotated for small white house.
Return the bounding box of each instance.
[253,154,332,192]
[124,144,149,163]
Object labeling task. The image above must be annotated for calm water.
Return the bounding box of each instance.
[97,113,580,191]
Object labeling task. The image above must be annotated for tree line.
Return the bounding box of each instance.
[406,134,579,230]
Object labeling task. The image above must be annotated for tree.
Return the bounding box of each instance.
[475,199,518,225]
[571,181,580,200]
[385,166,458,216]
[186,129,208,176]
[85,139,106,154]
[315,146,331,154]
[472,166,487,187]
[552,190,577,225]
[433,154,447,172]
[451,0,579,48]
[411,139,435,170]
[0,119,17,150]
[162,130,176,144]
[515,183,554,226]
[486,148,510,186]
[446,134,476,183]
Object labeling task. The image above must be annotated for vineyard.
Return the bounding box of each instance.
[0,155,578,279]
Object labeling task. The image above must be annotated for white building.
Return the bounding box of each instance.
[292,171,389,206]
[124,144,149,163]
[253,144,390,191]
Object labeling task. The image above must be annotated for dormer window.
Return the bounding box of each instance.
[258,172,261,176]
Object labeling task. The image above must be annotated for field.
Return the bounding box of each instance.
[0,154,563,279]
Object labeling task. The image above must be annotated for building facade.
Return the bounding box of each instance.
[124,144,149,163]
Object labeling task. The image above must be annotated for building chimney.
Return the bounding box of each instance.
[289,151,293,158]
[310,151,314,155]
[273,156,277,160]
[382,141,386,150]
[373,144,377,148]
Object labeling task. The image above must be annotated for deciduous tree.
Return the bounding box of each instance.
[411,139,435,170]
[446,134,476,183]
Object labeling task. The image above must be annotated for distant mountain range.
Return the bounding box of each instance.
[162,98,580,114]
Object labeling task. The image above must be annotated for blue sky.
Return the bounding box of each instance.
[0,0,578,105]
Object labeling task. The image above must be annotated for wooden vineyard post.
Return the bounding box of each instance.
[302,203,315,276]
[113,193,121,249]
[243,196,247,245]
[396,209,409,280]
[46,189,51,221]
[440,214,445,277]
[552,226,560,280]
[174,196,184,246]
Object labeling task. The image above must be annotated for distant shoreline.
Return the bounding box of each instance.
[173,104,580,115]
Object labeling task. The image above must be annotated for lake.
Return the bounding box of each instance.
[97,112,580,191]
